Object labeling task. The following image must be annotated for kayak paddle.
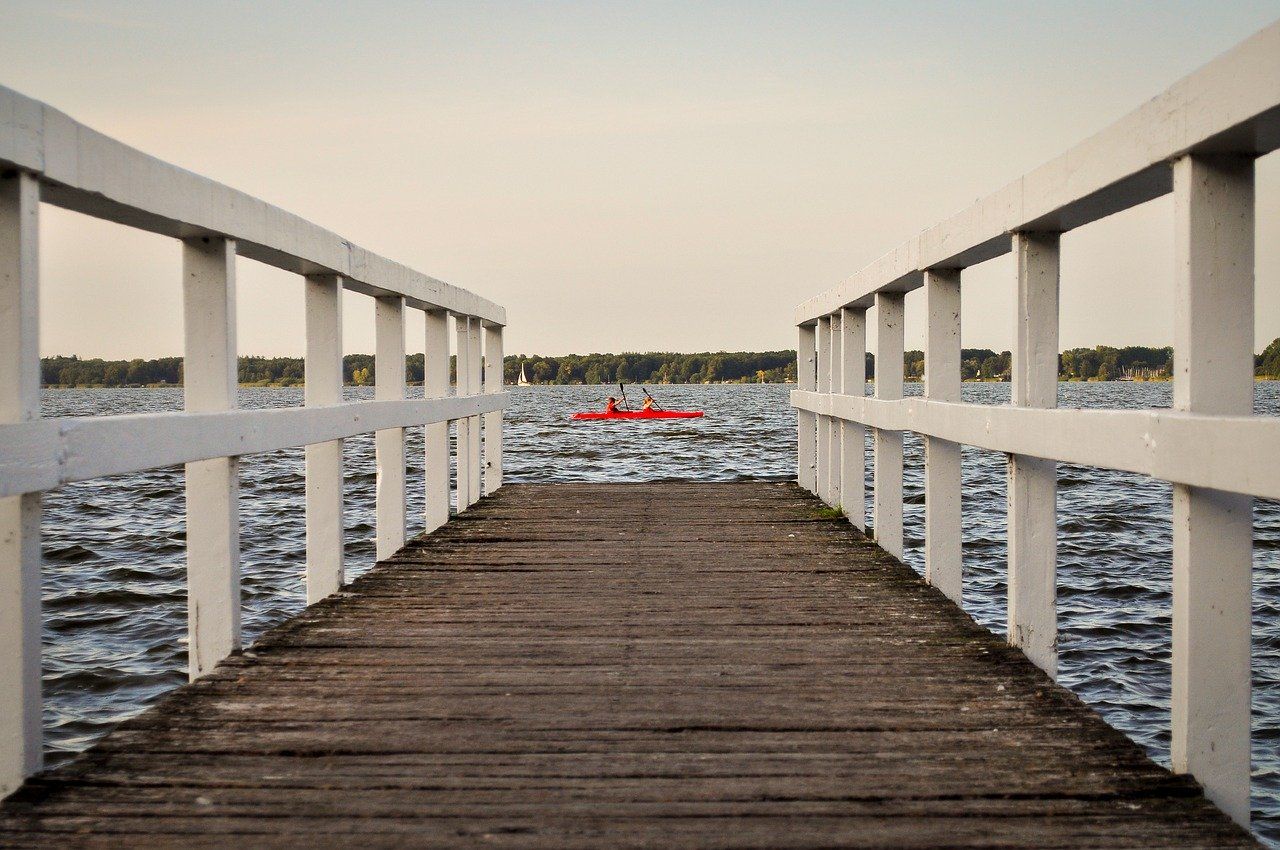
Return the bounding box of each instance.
[641,385,663,410]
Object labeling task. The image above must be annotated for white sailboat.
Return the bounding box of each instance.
[517,362,530,386]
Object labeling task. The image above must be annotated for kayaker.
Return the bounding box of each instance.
[605,396,620,414]
[641,394,656,411]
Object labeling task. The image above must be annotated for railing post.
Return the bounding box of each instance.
[816,315,832,503]
[923,269,963,605]
[1170,153,1254,825]
[839,307,866,531]
[796,324,817,493]
[424,310,450,532]
[304,273,344,603]
[0,170,41,795]
[467,318,483,504]
[182,235,240,680]
[375,295,406,559]
[1008,232,1059,677]
[826,312,842,508]
[873,293,904,559]
[483,323,504,495]
[455,316,473,511]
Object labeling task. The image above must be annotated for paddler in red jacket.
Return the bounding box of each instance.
[605,397,620,413]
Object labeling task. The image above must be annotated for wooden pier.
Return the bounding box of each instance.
[4,21,1279,846]
[0,483,1256,848]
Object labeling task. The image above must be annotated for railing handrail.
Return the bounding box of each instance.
[791,19,1279,832]
[792,393,1280,502]
[0,86,507,801]
[0,393,506,498]
[795,20,1280,325]
[0,84,504,325]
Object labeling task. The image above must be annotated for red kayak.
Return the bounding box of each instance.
[571,409,704,421]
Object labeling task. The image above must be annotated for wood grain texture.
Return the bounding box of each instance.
[0,483,1257,848]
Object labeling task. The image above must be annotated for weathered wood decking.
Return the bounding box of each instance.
[0,482,1257,848]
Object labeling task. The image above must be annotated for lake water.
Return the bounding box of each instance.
[36,382,1280,845]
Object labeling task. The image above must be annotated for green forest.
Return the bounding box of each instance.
[505,351,797,385]
[38,339,1280,387]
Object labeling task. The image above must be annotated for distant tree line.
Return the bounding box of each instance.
[1258,337,1280,379]
[907,345,1176,383]
[903,349,1013,381]
[40,354,449,388]
[506,351,798,385]
[37,338,1280,387]
[42,356,186,387]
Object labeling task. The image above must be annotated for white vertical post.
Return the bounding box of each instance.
[1008,232,1059,677]
[455,316,473,511]
[826,312,842,508]
[0,170,41,795]
[483,324,504,495]
[304,274,344,603]
[796,324,817,493]
[467,318,483,504]
[816,315,831,503]
[839,307,866,531]
[873,293,904,559]
[424,310,451,532]
[923,269,963,605]
[1170,153,1254,826]
[375,296,406,559]
[182,235,240,681]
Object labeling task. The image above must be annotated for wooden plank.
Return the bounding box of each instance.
[0,483,1257,848]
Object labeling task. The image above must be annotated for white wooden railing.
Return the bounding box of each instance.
[793,22,1280,827]
[0,86,507,796]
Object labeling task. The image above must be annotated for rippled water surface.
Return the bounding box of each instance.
[37,382,1280,845]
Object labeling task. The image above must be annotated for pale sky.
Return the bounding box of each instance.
[2,0,1278,359]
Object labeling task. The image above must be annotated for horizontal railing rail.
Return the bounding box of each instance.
[791,393,1280,501]
[792,20,1279,829]
[0,87,507,799]
[0,394,507,498]
[794,22,1280,325]
[0,86,504,324]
